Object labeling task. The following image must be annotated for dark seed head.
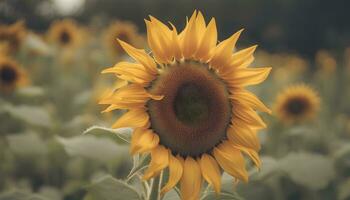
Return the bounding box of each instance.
[148,62,231,157]
[0,64,17,84]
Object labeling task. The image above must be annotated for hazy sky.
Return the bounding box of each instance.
[53,0,85,15]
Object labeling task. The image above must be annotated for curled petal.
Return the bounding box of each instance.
[227,121,260,151]
[233,145,261,169]
[143,145,169,180]
[213,141,248,182]
[232,105,267,129]
[161,153,183,195]
[229,89,271,113]
[130,128,159,154]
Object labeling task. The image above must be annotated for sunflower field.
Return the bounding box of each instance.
[1,1,350,200]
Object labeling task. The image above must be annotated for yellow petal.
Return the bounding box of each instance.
[180,157,202,200]
[232,105,267,129]
[112,108,149,129]
[130,128,159,155]
[224,67,272,87]
[209,29,243,71]
[102,62,155,85]
[195,11,206,41]
[118,39,158,75]
[230,45,258,67]
[181,11,199,59]
[99,84,163,106]
[199,154,221,194]
[213,141,248,182]
[227,122,260,151]
[161,153,183,195]
[143,145,169,180]
[145,18,173,63]
[219,45,257,75]
[195,18,217,62]
[233,145,261,169]
[170,24,183,60]
[229,89,271,113]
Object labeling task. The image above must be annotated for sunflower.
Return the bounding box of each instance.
[0,21,26,54]
[275,85,320,124]
[100,11,271,199]
[0,55,28,92]
[47,19,81,48]
[103,21,143,56]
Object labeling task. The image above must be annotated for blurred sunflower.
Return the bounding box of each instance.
[100,11,271,199]
[103,21,143,56]
[0,55,28,92]
[0,21,26,54]
[47,19,81,48]
[315,50,337,74]
[275,85,320,124]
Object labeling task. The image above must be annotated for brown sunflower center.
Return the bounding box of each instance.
[148,62,231,157]
[0,65,17,84]
[286,97,308,116]
[60,30,71,44]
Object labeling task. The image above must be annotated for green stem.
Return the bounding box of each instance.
[148,171,163,200]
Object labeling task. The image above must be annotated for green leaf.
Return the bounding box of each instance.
[202,191,244,200]
[163,190,180,200]
[334,144,350,160]
[338,178,350,200]
[16,86,45,97]
[6,132,48,156]
[3,104,52,128]
[0,190,49,200]
[87,175,141,200]
[83,126,132,144]
[56,135,128,163]
[279,152,335,190]
[38,186,62,200]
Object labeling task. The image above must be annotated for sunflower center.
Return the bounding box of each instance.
[174,83,209,125]
[0,65,17,84]
[286,98,308,115]
[148,62,231,157]
[60,30,71,44]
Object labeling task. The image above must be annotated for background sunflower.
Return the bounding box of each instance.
[47,19,82,48]
[274,85,320,124]
[0,55,28,92]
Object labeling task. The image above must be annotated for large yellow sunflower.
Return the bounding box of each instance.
[47,19,81,48]
[0,21,26,54]
[0,55,28,92]
[100,11,271,199]
[275,84,320,124]
[103,21,144,56]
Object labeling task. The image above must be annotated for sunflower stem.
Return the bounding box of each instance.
[148,171,163,200]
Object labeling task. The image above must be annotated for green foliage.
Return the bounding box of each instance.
[87,175,141,200]
[279,152,335,190]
